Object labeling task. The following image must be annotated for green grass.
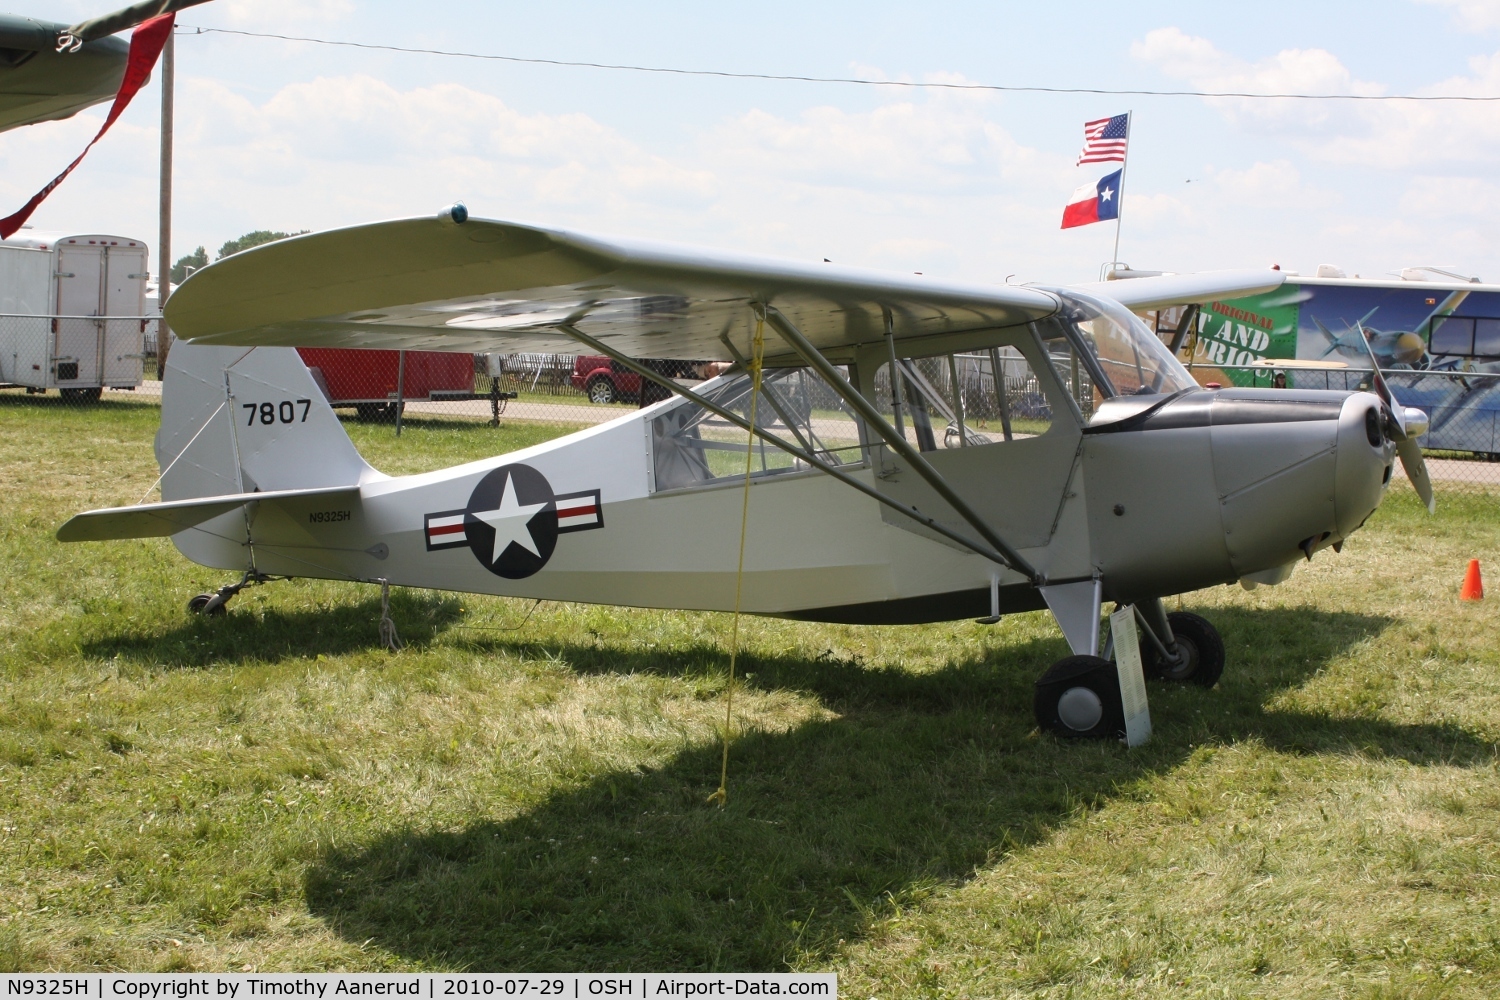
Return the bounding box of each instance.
[1,392,1499,993]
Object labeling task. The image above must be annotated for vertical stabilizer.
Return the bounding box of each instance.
[155,343,380,502]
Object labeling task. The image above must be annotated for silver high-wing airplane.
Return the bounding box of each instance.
[57,207,1434,740]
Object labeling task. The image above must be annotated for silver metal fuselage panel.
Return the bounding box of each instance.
[156,344,1394,624]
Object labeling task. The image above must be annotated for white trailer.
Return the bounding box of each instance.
[0,231,150,399]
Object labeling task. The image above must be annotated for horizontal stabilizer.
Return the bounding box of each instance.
[57,485,360,542]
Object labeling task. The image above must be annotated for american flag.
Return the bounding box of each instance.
[1076,113,1130,166]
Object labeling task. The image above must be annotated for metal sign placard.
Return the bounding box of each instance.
[1110,605,1152,747]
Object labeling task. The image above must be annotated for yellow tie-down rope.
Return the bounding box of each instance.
[707,311,767,808]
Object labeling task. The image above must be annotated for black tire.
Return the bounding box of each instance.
[187,593,226,617]
[1034,655,1124,739]
[587,377,618,405]
[1142,611,1224,687]
[355,402,402,422]
[60,387,102,403]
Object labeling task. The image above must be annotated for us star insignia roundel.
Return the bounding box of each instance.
[424,464,603,579]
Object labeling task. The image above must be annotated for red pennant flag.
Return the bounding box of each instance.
[0,13,175,239]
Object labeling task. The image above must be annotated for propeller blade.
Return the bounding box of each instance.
[1354,319,1408,437]
[1355,320,1434,512]
[1397,437,1436,514]
[60,0,211,48]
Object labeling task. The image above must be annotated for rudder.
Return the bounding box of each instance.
[156,343,380,502]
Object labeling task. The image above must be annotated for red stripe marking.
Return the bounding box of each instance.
[429,523,466,536]
[557,504,597,517]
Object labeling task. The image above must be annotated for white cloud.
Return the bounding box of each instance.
[1415,0,1500,31]
[6,58,1499,289]
[1131,27,1384,137]
[172,74,718,239]
[140,72,1083,278]
[1132,26,1500,170]
[1400,174,1500,216]
[218,0,354,26]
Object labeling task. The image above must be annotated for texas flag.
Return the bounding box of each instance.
[1061,169,1122,229]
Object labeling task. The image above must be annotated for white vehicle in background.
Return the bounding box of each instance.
[0,230,150,401]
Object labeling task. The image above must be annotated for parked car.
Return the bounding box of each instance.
[570,355,641,404]
[570,355,721,405]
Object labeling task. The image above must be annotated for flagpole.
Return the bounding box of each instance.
[157,27,174,374]
[1110,110,1131,273]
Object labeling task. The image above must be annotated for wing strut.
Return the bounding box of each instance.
[554,322,1027,575]
[761,306,1040,584]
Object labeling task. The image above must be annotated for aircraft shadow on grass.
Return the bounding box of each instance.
[301,605,1497,972]
[80,591,466,668]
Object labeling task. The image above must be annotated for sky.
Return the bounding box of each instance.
[5,0,1500,286]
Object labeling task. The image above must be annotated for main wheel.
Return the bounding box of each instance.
[1142,611,1224,687]
[1034,655,1124,739]
[187,593,227,617]
[587,377,618,405]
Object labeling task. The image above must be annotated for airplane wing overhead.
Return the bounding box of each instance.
[1068,269,1285,311]
[165,213,1063,362]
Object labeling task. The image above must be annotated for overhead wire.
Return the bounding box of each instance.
[179,26,1500,103]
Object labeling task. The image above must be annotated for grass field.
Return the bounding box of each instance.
[2,392,1499,996]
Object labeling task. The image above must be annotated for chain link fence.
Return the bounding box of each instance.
[5,332,1497,493]
[290,348,680,433]
[0,313,160,400]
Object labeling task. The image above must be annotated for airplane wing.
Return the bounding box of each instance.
[1065,270,1284,312]
[166,211,1282,361]
[56,485,360,542]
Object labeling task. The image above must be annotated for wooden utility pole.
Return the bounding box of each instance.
[155,28,173,374]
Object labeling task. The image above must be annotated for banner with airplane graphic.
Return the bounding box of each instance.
[1181,280,1500,387]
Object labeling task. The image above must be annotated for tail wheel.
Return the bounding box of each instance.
[1142,611,1224,687]
[187,593,226,617]
[1034,655,1124,739]
[587,377,618,405]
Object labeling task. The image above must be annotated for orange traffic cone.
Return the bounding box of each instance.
[1461,559,1484,601]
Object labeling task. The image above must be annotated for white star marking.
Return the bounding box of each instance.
[1100,186,1114,202]
[473,475,548,563]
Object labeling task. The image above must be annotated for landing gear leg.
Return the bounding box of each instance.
[1035,577,1128,738]
[1138,601,1225,686]
[187,569,275,616]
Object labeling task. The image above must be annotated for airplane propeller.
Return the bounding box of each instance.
[55,0,212,52]
[1356,321,1436,513]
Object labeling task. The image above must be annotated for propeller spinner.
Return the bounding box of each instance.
[1355,321,1436,513]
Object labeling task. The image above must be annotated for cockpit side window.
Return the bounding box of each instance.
[1035,317,1106,418]
[1040,289,1198,400]
[650,365,865,492]
[869,340,1060,452]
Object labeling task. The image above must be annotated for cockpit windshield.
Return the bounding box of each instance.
[1049,289,1198,398]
